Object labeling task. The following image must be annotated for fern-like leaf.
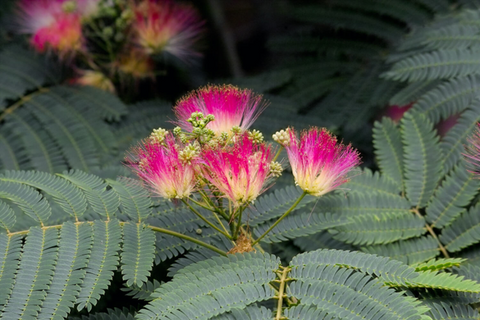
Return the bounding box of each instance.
[0,233,23,309]
[2,227,58,320]
[440,205,480,253]
[373,117,404,188]
[109,178,152,222]
[121,223,155,287]
[401,112,443,208]
[425,162,479,228]
[253,212,348,243]
[76,219,121,312]
[38,222,92,320]
[426,302,479,320]
[361,236,439,264]
[137,252,279,320]
[383,49,480,82]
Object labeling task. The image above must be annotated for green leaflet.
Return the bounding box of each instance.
[121,223,155,287]
[373,117,404,189]
[425,162,479,228]
[1,227,59,320]
[76,219,122,312]
[401,112,443,208]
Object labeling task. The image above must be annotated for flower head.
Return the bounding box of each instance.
[71,70,115,93]
[115,49,155,78]
[132,0,203,60]
[464,123,480,175]
[200,134,275,207]
[126,133,198,199]
[16,0,83,56]
[174,85,266,136]
[285,127,361,197]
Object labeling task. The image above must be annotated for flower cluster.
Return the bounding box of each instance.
[127,85,361,205]
[126,84,360,249]
[15,0,204,90]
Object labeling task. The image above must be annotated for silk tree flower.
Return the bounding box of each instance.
[284,127,361,197]
[126,133,198,199]
[174,85,266,135]
[115,49,155,79]
[200,134,275,207]
[464,123,480,175]
[16,0,84,56]
[131,0,203,60]
[70,70,115,93]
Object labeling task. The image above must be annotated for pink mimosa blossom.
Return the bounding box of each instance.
[285,127,361,197]
[70,70,115,93]
[464,123,480,176]
[16,0,83,56]
[200,134,275,207]
[174,85,267,135]
[132,0,203,60]
[126,134,198,199]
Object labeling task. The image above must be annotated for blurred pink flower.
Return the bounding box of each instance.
[464,123,480,175]
[285,127,361,197]
[200,134,275,207]
[17,0,84,56]
[174,85,266,135]
[131,0,203,60]
[384,102,414,123]
[126,134,198,199]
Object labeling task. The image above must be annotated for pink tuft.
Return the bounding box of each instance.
[126,134,198,199]
[132,0,203,60]
[17,0,83,56]
[285,127,361,197]
[174,85,267,135]
[200,134,274,207]
[464,123,480,176]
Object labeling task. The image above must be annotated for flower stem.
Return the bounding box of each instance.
[273,146,284,162]
[182,199,232,239]
[148,226,227,256]
[233,207,244,240]
[252,192,307,245]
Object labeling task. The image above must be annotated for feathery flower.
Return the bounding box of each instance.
[284,127,360,197]
[464,123,480,176]
[16,0,83,56]
[131,0,203,60]
[116,49,155,78]
[71,70,115,93]
[174,85,266,135]
[200,134,275,207]
[126,133,198,199]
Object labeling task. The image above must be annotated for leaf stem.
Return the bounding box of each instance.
[233,207,244,240]
[182,199,232,239]
[252,192,308,245]
[413,208,450,258]
[275,266,290,320]
[148,226,227,256]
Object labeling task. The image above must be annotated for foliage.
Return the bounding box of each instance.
[2,0,480,319]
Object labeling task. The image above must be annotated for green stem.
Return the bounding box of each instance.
[233,207,244,240]
[252,192,307,245]
[182,199,232,239]
[148,226,227,256]
[273,146,284,162]
[198,190,230,220]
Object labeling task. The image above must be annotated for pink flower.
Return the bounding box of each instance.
[284,127,361,197]
[132,0,203,60]
[174,85,267,135]
[200,134,275,207]
[464,123,480,175]
[126,134,198,199]
[16,0,84,56]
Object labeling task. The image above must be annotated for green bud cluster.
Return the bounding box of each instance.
[272,129,291,146]
[179,144,200,164]
[149,128,168,144]
[248,129,264,143]
[269,161,283,177]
